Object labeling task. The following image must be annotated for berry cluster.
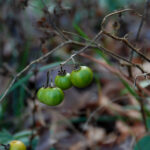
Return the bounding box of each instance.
[37,66,93,106]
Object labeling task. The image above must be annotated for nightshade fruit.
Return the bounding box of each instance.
[37,87,45,103]
[37,87,64,106]
[55,73,72,90]
[71,66,93,88]
[44,87,64,106]
[9,140,26,150]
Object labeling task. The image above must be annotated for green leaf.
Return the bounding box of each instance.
[120,79,150,118]
[0,129,13,143]
[31,137,39,150]
[0,129,39,148]
[0,62,61,99]
[73,23,89,40]
[134,135,150,150]
[73,23,111,65]
[94,48,111,65]
[50,148,56,150]
[14,130,39,149]
[17,41,30,72]
[14,130,33,139]
[18,85,26,115]
[146,117,150,131]
[120,78,138,99]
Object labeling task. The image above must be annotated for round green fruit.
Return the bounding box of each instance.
[55,73,72,90]
[9,140,26,150]
[37,87,45,102]
[71,66,93,88]
[44,87,64,106]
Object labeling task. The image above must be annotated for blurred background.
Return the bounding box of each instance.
[0,0,150,150]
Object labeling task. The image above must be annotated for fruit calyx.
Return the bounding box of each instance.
[74,63,80,71]
[58,65,66,76]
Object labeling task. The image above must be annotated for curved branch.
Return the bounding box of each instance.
[101,8,150,62]
[0,40,72,103]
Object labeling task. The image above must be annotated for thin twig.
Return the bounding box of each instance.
[96,44,145,73]
[72,40,145,73]
[130,0,150,60]
[133,72,150,132]
[1,8,149,107]
[102,30,150,62]
[61,31,102,65]
[80,53,150,97]
[46,71,50,87]
[1,38,147,103]
[101,8,150,63]
[129,0,150,132]
[101,8,142,28]
[0,40,72,103]
[62,30,92,42]
[41,0,68,41]
[63,30,145,73]
[3,63,33,97]
[81,53,150,131]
